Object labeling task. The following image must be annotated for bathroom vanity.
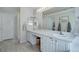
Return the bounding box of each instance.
[26,7,77,52]
[26,30,75,52]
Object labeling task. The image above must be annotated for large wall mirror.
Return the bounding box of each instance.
[42,8,75,33]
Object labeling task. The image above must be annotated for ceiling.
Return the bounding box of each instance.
[43,7,73,15]
[32,7,40,10]
[0,7,40,13]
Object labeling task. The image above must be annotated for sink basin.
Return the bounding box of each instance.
[53,32,74,38]
[54,34,65,37]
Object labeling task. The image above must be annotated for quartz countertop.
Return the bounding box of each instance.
[27,29,75,42]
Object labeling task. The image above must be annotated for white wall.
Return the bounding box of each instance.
[19,7,34,43]
[36,12,43,29]
[74,8,79,33]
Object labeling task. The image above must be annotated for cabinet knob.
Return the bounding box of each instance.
[55,40,57,43]
[49,37,52,39]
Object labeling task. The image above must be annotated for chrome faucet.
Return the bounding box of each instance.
[59,17,63,35]
[60,31,63,35]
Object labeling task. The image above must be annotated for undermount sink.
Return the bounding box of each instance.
[53,32,74,38]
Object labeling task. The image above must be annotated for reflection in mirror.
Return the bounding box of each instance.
[42,7,75,34]
[67,21,71,32]
[52,22,55,30]
[58,22,61,31]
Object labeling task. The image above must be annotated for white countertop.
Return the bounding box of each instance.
[27,29,75,42]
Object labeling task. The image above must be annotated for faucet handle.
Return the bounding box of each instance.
[60,31,63,35]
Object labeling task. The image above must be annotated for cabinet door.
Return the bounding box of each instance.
[41,36,55,52]
[27,31,36,45]
[46,37,55,52]
[41,36,47,52]
[56,40,66,52]
[26,31,31,42]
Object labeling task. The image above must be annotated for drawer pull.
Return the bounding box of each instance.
[55,40,57,42]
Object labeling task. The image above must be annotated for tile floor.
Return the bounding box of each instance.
[0,39,40,52]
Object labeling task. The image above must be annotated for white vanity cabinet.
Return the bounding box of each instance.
[55,37,70,52]
[27,30,71,52]
[41,35,70,52]
[55,39,67,52]
[41,35,55,52]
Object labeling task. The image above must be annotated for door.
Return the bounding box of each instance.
[0,15,2,41]
[2,14,15,40]
[2,14,8,40]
